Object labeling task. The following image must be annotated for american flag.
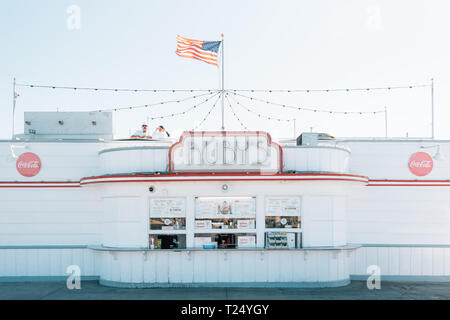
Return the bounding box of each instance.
[176,35,222,66]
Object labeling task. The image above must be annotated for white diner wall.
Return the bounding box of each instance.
[341,141,450,245]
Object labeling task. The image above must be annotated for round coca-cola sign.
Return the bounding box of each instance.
[408,152,433,176]
[16,152,41,177]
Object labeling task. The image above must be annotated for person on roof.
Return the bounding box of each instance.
[130,124,151,139]
[151,125,170,139]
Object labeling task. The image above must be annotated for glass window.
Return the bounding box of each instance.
[265,231,301,249]
[150,217,186,230]
[149,234,186,249]
[194,233,256,249]
[265,216,301,229]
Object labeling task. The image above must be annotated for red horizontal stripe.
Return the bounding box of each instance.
[177,36,203,45]
[81,172,369,180]
[81,178,367,186]
[176,52,218,66]
[177,45,218,58]
[368,184,450,186]
[176,48,218,62]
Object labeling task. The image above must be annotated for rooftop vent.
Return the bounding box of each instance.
[296,132,335,146]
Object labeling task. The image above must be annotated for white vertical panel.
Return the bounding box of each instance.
[388,247,400,275]
[119,252,133,283]
[421,248,433,275]
[110,253,121,282]
[317,251,330,282]
[328,251,338,282]
[444,249,450,276]
[377,247,389,276]
[432,248,444,275]
[410,247,422,275]
[181,251,194,283]
[168,252,183,283]
[398,248,412,275]
[155,251,169,283]
[143,252,156,283]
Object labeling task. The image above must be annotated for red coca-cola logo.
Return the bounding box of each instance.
[408,152,433,176]
[16,152,41,177]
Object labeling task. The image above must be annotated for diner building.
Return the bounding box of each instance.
[0,111,449,287]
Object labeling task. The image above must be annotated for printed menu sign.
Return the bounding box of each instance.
[237,236,256,248]
[150,198,186,217]
[266,197,301,216]
[195,197,256,217]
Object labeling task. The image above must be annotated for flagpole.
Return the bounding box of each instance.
[221,33,225,130]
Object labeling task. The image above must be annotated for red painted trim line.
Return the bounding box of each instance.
[4,177,450,187]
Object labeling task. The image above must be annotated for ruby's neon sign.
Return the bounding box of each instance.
[169,131,282,173]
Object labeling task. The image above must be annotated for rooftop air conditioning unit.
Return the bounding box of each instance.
[296,132,335,146]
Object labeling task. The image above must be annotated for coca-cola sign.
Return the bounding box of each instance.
[16,152,41,177]
[408,152,433,176]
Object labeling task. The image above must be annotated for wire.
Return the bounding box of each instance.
[230,91,385,114]
[225,95,249,130]
[227,93,294,122]
[228,84,431,93]
[193,94,222,130]
[149,91,221,120]
[16,83,215,93]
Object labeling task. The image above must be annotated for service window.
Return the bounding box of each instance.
[265,196,302,249]
[149,198,186,249]
[194,196,256,249]
[194,196,256,231]
[194,233,256,249]
[149,234,186,249]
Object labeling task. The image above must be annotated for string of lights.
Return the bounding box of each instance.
[230,91,385,114]
[149,91,221,121]
[227,93,294,122]
[225,95,249,130]
[16,82,431,94]
[23,91,218,113]
[193,94,222,130]
[228,83,431,93]
[16,83,216,93]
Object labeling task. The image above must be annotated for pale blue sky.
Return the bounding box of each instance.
[1,0,449,140]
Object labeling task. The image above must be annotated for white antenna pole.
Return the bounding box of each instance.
[221,34,225,130]
[431,78,434,139]
[12,77,17,140]
[293,119,296,138]
[384,106,388,138]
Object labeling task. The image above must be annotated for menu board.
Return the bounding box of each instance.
[150,198,186,217]
[237,236,256,248]
[195,197,256,217]
[265,197,301,216]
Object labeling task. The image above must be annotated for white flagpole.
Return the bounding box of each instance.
[221,34,225,130]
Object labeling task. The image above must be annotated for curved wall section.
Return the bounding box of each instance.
[99,145,169,175]
[283,146,350,174]
[94,248,354,288]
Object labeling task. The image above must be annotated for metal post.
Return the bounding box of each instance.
[384,106,388,138]
[431,78,434,139]
[293,119,296,139]
[221,34,225,130]
[12,78,16,140]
